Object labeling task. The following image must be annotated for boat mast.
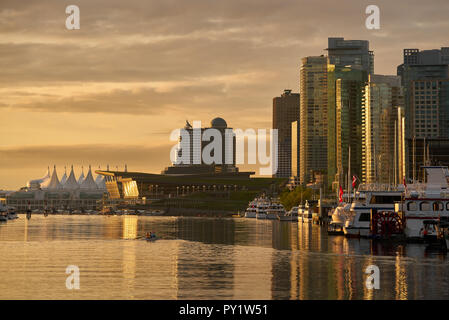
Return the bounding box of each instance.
[348,144,351,203]
[412,135,416,183]
[394,119,397,186]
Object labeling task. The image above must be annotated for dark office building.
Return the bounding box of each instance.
[397,47,449,139]
[327,37,374,74]
[272,89,300,178]
[398,47,449,179]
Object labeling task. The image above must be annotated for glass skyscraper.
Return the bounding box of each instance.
[299,56,328,185]
[362,75,405,184]
[327,65,368,188]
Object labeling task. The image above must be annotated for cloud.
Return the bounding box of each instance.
[1,0,449,188]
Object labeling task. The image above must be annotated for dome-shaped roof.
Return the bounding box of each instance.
[210,117,227,129]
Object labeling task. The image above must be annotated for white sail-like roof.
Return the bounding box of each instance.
[96,176,106,190]
[45,165,62,190]
[95,166,106,189]
[80,166,98,190]
[95,167,103,184]
[60,166,68,186]
[63,165,80,190]
[77,167,85,185]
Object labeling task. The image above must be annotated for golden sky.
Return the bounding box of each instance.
[1,0,448,189]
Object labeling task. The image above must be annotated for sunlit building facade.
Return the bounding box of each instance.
[291,121,300,178]
[327,65,368,188]
[362,75,405,184]
[299,56,328,185]
[272,89,300,178]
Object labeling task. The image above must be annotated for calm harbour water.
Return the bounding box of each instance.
[0,215,448,300]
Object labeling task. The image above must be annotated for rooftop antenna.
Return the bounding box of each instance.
[125,164,128,172]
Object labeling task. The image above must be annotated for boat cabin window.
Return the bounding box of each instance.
[433,202,444,211]
[420,202,431,211]
[369,195,402,204]
[359,212,370,222]
[407,202,418,211]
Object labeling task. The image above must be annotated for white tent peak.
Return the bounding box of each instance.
[81,165,98,190]
[64,165,80,190]
[46,165,62,190]
[60,165,68,186]
[77,166,85,185]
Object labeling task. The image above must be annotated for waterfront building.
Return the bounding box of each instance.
[272,89,300,178]
[327,64,368,189]
[362,75,405,184]
[299,56,328,185]
[6,166,106,211]
[163,117,238,175]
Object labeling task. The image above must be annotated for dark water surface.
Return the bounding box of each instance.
[0,215,448,299]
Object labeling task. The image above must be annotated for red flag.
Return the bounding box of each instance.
[352,175,357,188]
[339,186,344,203]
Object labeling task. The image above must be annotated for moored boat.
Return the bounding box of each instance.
[266,202,286,220]
[395,166,449,240]
[343,189,403,238]
[256,200,270,219]
[298,201,313,223]
[279,206,298,222]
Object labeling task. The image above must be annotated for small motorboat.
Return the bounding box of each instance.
[141,232,159,241]
[327,221,344,235]
[0,213,8,222]
[6,207,18,220]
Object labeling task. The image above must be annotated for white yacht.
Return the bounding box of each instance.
[343,188,403,238]
[266,202,286,220]
[244,200,258,218]
[256,200,270,219]
[328,202,353,235]
[395,166,449,240]
[279,206,298,222]
[298,201,313,223]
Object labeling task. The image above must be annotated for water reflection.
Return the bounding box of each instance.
[0,215,448,299]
